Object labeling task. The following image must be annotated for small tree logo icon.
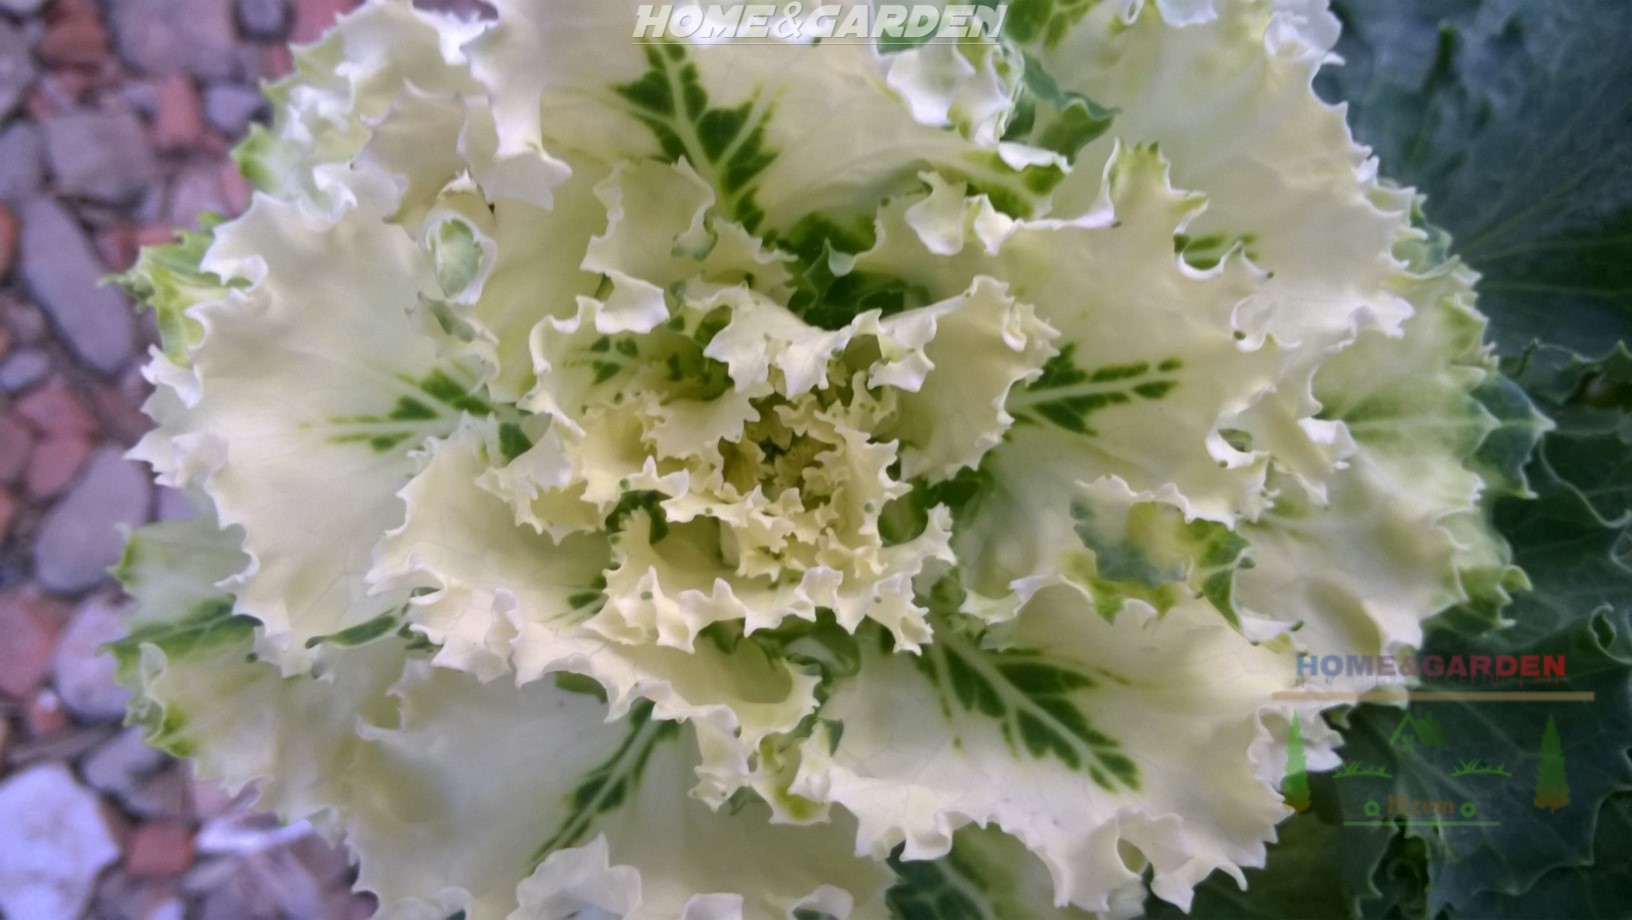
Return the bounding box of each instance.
[1283,712,1310,813]
[1533,714,1570,812]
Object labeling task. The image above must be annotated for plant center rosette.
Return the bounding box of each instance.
[113,0,1530,917]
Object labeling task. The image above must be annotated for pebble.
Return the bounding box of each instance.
[236,0,291,40]
[0,203,16,281]
[2,294,51,344]
[43,110,161,206]
[0,489,15,543]
[0,122,46,206]
[82,726,169,801]
[167,163,230,225]
[0,589,61,699]
[0,0,47,18]
[26,433,93,498]
[0,412,36,482]
[25,688,72,736]
[16,382,99,436]
[52,594,135,720]
[35,447,152,593]
[37,0,111,69]
[18,198,139,374]
[153,74,207,153]
[203,82,267,137]
[111,0,245,81]
[219,160,253,214]
[93,869,187,920]
[123,761,195,820]
[0,764,122,920]
[0,20,36,124]
[127,821,198,878]
[0,346,51,393]
[189,848,329,920]
[292,0,356,43]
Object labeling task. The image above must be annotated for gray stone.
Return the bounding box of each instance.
[166,164,228,226]
[111,0,243,80]
[18,197,138,374]
[0,764,122,920]
[0,346,51,393]
[235,0,290,40]
[0,21,36,123]
[202,83,267,136]
[92,869,187,920]
[82,728,168,802]
[0,122,46,206]
[190,849,328,920]
[0,0,48,16]
[123,762,194,819]
[52,594,134,720]
[43,110,159,205]
[5,724,119,767]
[34,447,152,592]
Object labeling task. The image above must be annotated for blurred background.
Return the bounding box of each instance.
[0,0,475,917]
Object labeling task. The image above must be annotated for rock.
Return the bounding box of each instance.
[37,0,111,69]
[2,294,51,343]
[203,83,267,137]
[5,723,119,767]
[237,0,291,39]
[0,0,47,18]
[82,726,168,800]
[0,204,16,280]
[126,822,198,878]
[27,433,92,498]
[35,448,152,592]
[0,21,35,124]
[0,411,36,482]
[43,110,159,205]
[122,762,194,820]
[16,382,98,436]
[0,764,122,920]
[0,346,51,393]
[189,848,329,920]
[196,813,312,856]
[25,687,71,736]
[0,589,61,699]
[166,164,229,226]
[111,0,244,81]
[288,831,355,887]
[293,0,356,43]
[0,489,15,543]
[188,773,246,820]
[52,594,134,719]
[0,123,45,206]
[18,198,138,374]
[92,869,186,920]
[219,160,253,214]
[258,42,293,80]
[152,74,206,152]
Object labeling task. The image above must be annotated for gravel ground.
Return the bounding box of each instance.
[0,0,461,916]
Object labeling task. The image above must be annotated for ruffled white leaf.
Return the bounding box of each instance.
[352,662,889,920]
[795,589,1338,913]
[166,191,483,672]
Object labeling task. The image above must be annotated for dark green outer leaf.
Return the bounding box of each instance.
[1318,0,1632,356]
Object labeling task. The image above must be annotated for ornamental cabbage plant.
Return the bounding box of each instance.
[113,0,1542,916]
